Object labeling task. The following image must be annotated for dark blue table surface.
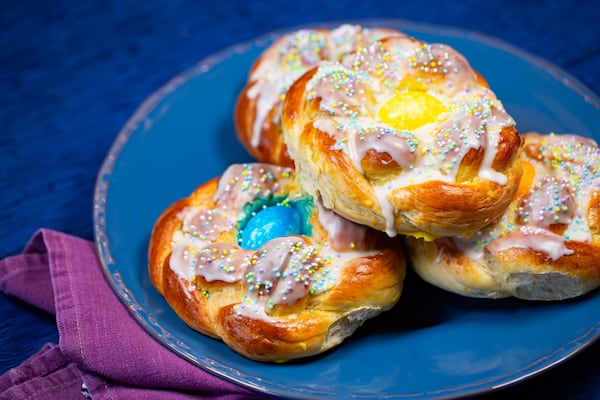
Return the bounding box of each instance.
[1,1,599,399]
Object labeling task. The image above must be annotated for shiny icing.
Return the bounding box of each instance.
[315,197,368,251]
[306,36,515,235]
[169,163,377,320]
[451,133,600,261]
[245,24,399,146]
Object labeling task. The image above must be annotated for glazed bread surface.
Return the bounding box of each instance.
[281,34,522,239]
[148,163,406,362]
[234,24,401,167]
[405,133,600,300]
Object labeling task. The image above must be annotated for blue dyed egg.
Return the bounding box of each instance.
[240,205,304,250]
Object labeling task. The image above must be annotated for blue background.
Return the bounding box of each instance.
[1,0,599,398]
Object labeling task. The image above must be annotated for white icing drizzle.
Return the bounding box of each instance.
[315,197,369,250]
[246,29,327,146]
[243,236,317,306]
[233,244,371,321]
[305,37,516,231]
[453,133,600,261]
[372,183,397,237]
[487,226,574,261]
[168,163,383,322]
[246,24,401,147]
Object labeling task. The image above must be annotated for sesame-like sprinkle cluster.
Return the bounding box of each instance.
[278,30,326,70]
[534,135,600,240]
[307,33,514,191]
[433,90,501,171]
[407,43,462,76]
[169,164,354,320]
[517,175,574,227]
[243,238,321,301]
[232,239,341,317]
[540,135,600,195]
[197,244,242,275]
[217,163,281,199]
[331,121,419,153]
[254,29,329,100]
[310,66,369,119]
[461,134,600,256]
[348,39,394,80]
[246,25,404,148]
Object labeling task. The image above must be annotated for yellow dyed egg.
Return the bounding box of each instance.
[379,90,446,131]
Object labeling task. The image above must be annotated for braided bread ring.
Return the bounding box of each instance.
[235,24,401,167]
[405,133,600,300]
[149,163,405,362]
[281,34,522,238]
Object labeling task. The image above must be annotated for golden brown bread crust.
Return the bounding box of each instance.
[148,179,222,337]
[234,24,402,167]
[281,35,523,239]
[148,164,406,362]
[404,133,600,300]
[217,249,403,360]
[405,234,600,300]
[235,82,294,167]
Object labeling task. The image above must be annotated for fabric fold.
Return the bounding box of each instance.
[0,229,272,400]
[0,343,83,400]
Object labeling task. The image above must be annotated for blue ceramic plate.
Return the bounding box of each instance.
[94,19,600,399]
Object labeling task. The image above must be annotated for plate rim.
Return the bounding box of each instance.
[93,18,600,399]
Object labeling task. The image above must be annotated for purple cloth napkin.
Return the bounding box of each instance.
[0,229,274,400]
